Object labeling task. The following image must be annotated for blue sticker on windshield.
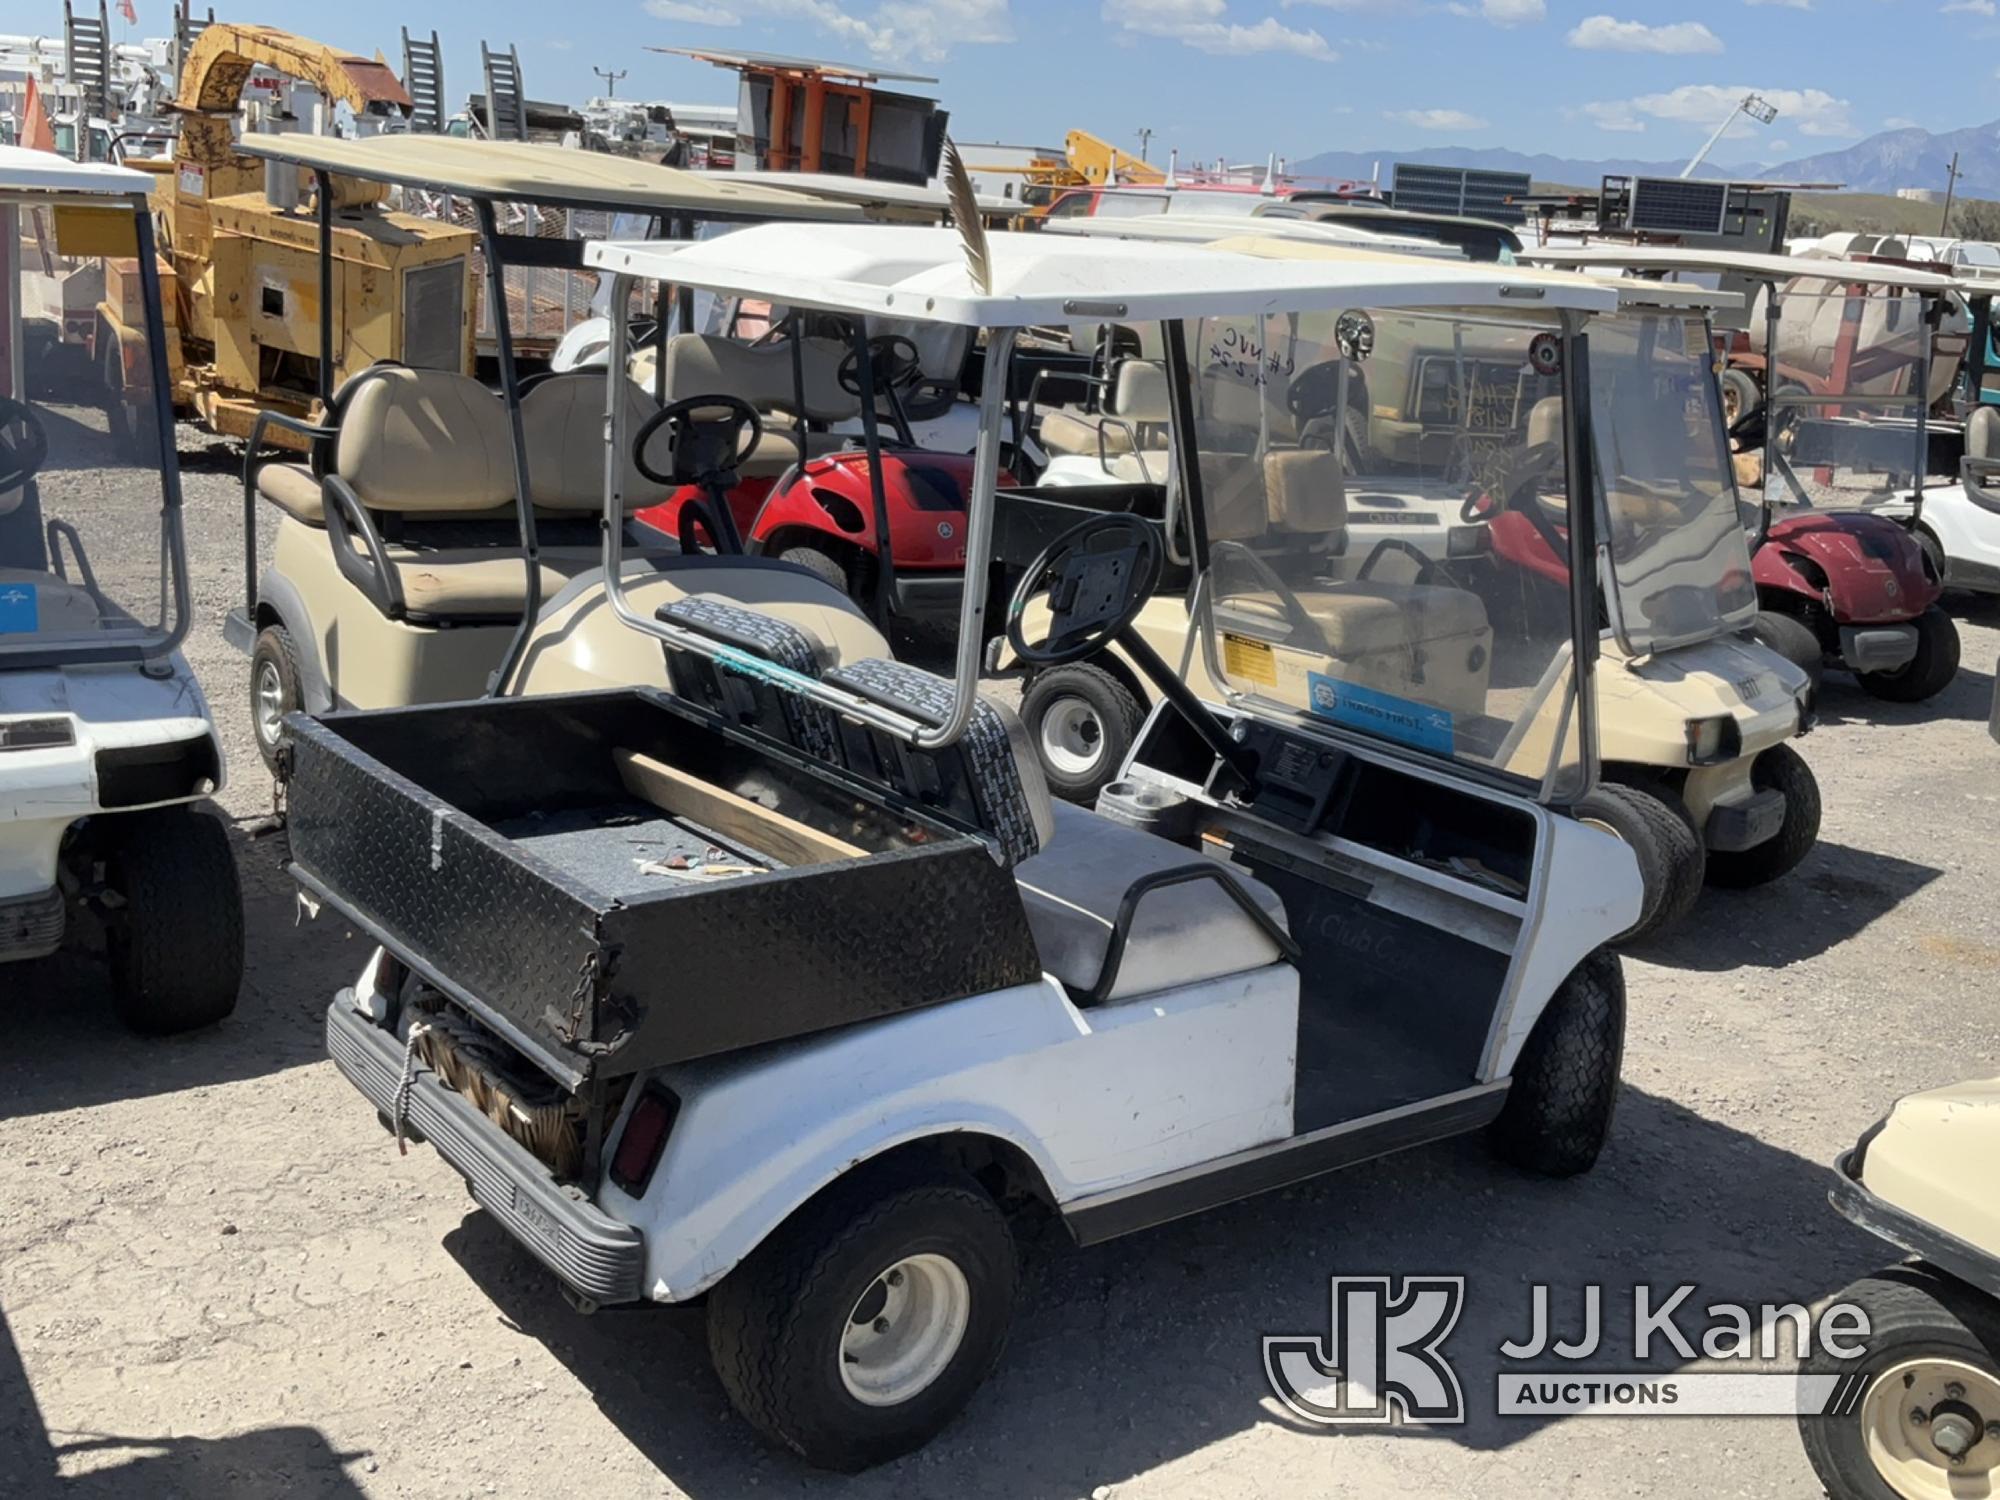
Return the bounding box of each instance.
[1307,672,1455,754]
[0,583,37,634]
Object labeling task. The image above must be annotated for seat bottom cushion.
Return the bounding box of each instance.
[1040,408,1136,458]
[1015,801,1290,1003]
[391,545,668,619]
[1223,580,1489,657]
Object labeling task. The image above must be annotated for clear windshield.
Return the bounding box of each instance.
[1,197,181,657]
[1761,280,1933,511]
[1191,305,1589,799]
[1589,310,1758,653]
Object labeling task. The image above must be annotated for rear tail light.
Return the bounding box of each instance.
[608,1085,679,1196]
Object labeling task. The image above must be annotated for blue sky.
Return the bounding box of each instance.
[127,0,2000,166]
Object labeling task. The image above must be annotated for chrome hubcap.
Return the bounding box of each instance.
[1039,695,1104,778]
[254,661,286,745]
[838,1253,970,1407]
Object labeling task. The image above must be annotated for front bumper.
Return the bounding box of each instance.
[1704,788,1786,852]
[1830,1150,2000,1303]
[1838,623,1919,675]
[325,998,645,1307]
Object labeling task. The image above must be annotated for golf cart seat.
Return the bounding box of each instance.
[1015,801,1292,1005]
[1040,359,1170,463]
[656,591,845,759]
[662,334,858,478]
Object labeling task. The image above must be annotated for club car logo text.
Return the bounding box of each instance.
[1264,1278,1873,1425]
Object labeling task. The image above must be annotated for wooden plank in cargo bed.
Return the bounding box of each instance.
[613,750,867,869]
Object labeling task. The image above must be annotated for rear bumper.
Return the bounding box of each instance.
[0,888,64,964]
[324,998,645,1307]
[1704,787,1786,853]
[1838,623,1918,675]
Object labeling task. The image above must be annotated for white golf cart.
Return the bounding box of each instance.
[1003,238,1818,943]
[0,146,242,1032]
[294,224,1641,1471]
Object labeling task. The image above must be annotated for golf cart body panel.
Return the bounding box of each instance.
[603,963,1299,1299]
[1840,1079,2000,1263]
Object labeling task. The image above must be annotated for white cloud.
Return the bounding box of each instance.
[1104,0,1336,58]
[1942,0,1995,14]
[1580,82,1856,140]
[1566,15,1723,52]
[643,0,740,23]
[1387,107,1490,131]
[1446,0,1545,22]
[1745,0,1809,8]
[646,0,1010,60]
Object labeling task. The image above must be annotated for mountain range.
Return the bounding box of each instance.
[1293,118,2000,202]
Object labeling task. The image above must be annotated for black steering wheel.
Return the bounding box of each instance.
[837,334,924,398]
[0,397,50,493]
[1460,441,1561,533]
[1286,359,1348,428]
[1006,513,1164,667]
[632,394,763,488]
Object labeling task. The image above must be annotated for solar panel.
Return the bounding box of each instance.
[1390,163,1530,225]
[1627,177,1730,236]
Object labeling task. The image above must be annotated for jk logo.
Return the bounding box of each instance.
[1263,1276,1467,1425]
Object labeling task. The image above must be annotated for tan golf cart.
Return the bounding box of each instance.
[222,134,890,771]
[1797,1078,2000,1500]
[1003,238,1818,943]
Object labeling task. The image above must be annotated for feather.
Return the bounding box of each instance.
[942,138,992,295]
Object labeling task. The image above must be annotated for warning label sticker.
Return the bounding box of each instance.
[1222,633,1278,686]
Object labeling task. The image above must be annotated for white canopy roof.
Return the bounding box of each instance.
[1042,212,1455,258]
[1529,243,1960,294]
[0,145,152,197]
[722,169,1027,220]
[584,223,1628,326]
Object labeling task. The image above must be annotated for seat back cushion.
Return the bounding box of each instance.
[1970,404,2000,462]
[1265,448,1344,533]
[1526,395,1563,452]
[656,592,843,760]
[663,334,859,423]
[1108,358,1171,424]
[821,657,1055,867]
[1200,451,1269,542]
[1016,801,1289,1003]
[521,372,674,513]
[334,367,516,512]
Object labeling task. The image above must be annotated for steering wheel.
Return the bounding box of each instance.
[1286,359,1348,428]
[632,394,763,488]
[1459,442,1560,523]
[0,397,50,493]
[1006,513,1164,667]
[837,334,924,398]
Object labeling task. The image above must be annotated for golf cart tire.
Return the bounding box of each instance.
[250,624,304,775]
[1575,782,1704,943]
[1797,1267,2000,1500]
[778,544,851,596]
[1488,947,1625,1177]
[1750,609,1824,699]
[1021,662,1145,804]
[105,807,244,1035]
[706,1163,1017,1472]
[1705,744,1821,889]
[1718,367,1760,425]
[1856,605,1961,704]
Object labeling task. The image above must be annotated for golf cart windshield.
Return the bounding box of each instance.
[1589,309,1758,652]
[1,193,183,661]
[1763,277,1933,510]
[1190,304,1591,799]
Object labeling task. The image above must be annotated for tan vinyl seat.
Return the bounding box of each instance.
[389,547,618,619]
[660,334,860,479]
[335,367,518,513]
[520,371,673,512]
[254,461,328,525]
[1040,359,1171,464]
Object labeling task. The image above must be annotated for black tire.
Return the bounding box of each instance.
[1915,527,1949,592]
[1489,947,1625,1176]
[1705,743,1822,889]
[778,544,852,598]
[1020,662,1145,804]
[1857,604,1961,703]
[103,806,244,1035]
[1718,367,1761,426]
[706,1165,1017,1472]
[1750,608,1825,702]
[1573,781,1705,943]
[249,624,303,776]
[1798,1268,2000,1500]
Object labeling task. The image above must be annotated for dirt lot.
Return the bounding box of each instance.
[4,431,1999,1499]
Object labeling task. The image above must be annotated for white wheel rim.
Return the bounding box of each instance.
[1039,695,1105,779]
[1860,1356,2000,1499]
[839,1253,970,1407]
[254,660,286,745]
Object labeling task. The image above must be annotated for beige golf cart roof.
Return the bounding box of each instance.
[1212,234,1741,313]
[583,223,1633,327]
[723,168,1028,221]
[1529,243,1960,293]
[231,135,865,220]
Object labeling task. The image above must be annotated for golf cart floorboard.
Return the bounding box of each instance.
[1293,1005,1477,1134]
[284,689,1043,1089]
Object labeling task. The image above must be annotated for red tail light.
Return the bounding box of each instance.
[609,1086,679,1195]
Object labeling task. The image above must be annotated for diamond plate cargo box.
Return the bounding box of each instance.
[285,689,1043,1089]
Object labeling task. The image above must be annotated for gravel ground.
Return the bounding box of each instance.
[4,426,1999,1499]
